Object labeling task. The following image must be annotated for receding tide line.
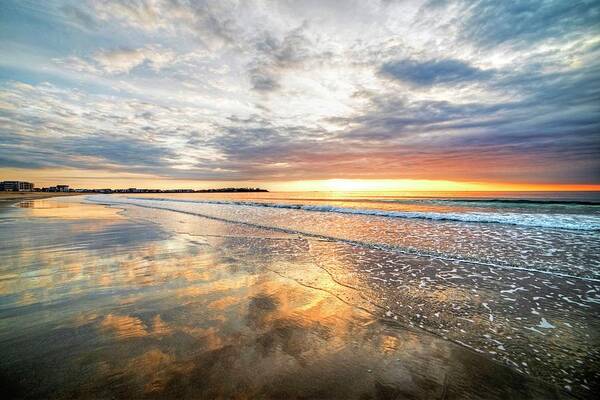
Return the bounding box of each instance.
[125,196,600,231]
[88,197,600,283]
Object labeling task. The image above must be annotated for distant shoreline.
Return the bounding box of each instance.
[84,188,269,194]
[0,192,84,205]
[0,189,270,206]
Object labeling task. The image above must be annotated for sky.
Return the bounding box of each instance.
[0,0,599,191]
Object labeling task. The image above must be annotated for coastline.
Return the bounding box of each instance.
[0,192,84,206]
[0,195,578,399]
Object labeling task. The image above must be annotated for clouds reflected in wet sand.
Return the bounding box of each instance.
[0,198,577,399]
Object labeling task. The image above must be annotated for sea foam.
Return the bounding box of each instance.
[114,197,600,231]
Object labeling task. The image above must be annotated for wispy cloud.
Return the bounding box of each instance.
[380,59,492,86]
[56,46,176,75]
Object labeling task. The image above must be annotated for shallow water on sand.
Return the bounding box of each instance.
[0,196,597,399]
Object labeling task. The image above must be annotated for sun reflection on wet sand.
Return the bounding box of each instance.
[0,197,575,399]
[17,198,124,220]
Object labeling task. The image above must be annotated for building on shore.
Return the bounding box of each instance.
[43,185,70,192]
[0,181,34,192]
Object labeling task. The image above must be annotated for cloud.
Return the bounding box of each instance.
[458,0,600,48]
[60,4,98,29]
[249,70,280,92]
[90,0,240,48]
[1,0,599,184]
[93,46,175,74]
[56,46,176,75]
[248,25,313,93]
[0,82,199,173]
[379,58,492,86]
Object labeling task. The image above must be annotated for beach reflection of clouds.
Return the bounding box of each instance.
[0,197,572,399]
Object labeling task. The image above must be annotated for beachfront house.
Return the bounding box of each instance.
[0,181,34,191]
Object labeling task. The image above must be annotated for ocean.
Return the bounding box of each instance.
[0,191,598,398]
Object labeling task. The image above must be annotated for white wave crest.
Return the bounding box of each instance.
[90,196,600,231]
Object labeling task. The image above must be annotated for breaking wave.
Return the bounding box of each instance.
[114,197,600,231]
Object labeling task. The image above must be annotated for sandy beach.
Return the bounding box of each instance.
[0,192,84,205]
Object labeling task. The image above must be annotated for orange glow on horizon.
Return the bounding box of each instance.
[1,168,599,192]
[270,179,600,192]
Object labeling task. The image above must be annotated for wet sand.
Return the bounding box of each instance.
[0,192,83,205]
[0,197,582,399]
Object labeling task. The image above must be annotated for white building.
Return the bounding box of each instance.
[0,181,34,191]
